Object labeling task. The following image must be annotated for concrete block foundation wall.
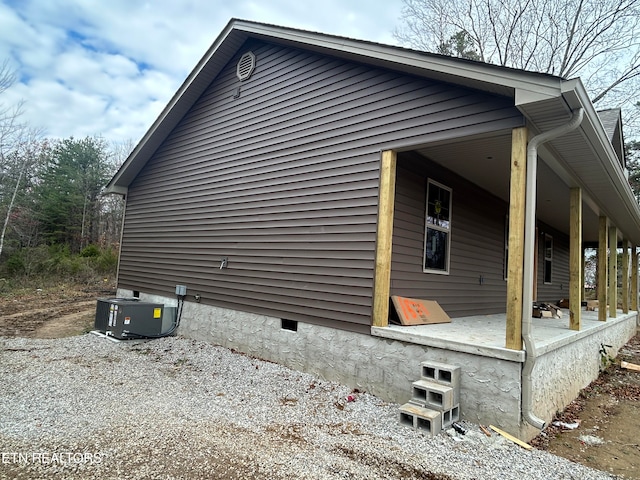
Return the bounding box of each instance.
[525,314,638,440]
[121,289,523,434]
[118,289,637,440]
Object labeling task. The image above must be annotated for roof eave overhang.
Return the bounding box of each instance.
[104,20,640,245]
[562,80,640,245]
[105,19,563,194]
[517,78,640,245]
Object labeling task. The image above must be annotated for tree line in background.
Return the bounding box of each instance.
[4,1,640,287]
[395,0,640,135]
[0,61,128,288]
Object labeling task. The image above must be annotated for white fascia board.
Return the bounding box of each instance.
[561,79,640,238]
[562,80,631,194]
[104,185,127,196]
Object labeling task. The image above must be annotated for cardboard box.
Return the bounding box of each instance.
[391,296,451,326]
[533,303,562,318]
[586,300,600,311]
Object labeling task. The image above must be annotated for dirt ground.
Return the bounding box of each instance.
[1,284,640,478]
[531,333,640,479]
[0,284,114,339]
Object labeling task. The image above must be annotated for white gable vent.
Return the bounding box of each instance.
[236,51,256,81]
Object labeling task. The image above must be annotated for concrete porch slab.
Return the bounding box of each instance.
[371,308,638,362]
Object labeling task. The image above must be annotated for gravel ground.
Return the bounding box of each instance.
[0,334,621,480]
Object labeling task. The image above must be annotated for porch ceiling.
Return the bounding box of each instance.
[413,85,640,247]
[414,132,601,244]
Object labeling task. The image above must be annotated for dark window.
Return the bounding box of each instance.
[544,234,553,284]
[424,180,452,274]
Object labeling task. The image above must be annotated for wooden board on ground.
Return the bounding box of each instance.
[489,425,532,450]
[621,361,640,372]
[391,296,451,326]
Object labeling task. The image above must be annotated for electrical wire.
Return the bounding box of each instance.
[123,295,185,339]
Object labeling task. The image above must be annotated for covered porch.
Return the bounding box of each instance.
[372,308,638,363]
[371,306,638,441]
[369,78,640,439]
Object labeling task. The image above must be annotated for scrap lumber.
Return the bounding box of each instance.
[489,425,532,450]
[621,361,640,372]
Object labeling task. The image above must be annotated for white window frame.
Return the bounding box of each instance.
[504,214,509,281]
[543,234,553,284]
[423,179,452,275]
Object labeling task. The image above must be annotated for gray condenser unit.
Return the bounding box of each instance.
[95,298,166,340]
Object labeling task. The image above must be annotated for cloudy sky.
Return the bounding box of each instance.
[0,0,404,146]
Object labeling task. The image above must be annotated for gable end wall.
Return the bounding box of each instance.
[118,39,524,332]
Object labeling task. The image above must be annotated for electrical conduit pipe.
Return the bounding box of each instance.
[521,107,584,429]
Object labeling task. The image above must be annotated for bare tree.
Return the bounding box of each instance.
[0,60,30,257]
[97,138,134,249]
[0,133,44,256]
[395,0,640,116]
[0,60,25,177]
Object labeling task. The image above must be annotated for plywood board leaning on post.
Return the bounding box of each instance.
[391,296,451,325]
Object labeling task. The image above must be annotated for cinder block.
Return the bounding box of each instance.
[441,404,460,429]
[411,379,455,411]
[398,403,442,436]
[420,361,461,389]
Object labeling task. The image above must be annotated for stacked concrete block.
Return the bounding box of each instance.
[399,361,461,436]
[399,403,442,436]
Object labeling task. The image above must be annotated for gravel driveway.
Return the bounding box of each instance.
[0,334,620,479]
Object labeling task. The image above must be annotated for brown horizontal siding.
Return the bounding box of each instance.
[390,152,509,318]
[118,38,523,331]
[536,222,571,302]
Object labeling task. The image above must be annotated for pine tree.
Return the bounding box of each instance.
[36,137,110,252]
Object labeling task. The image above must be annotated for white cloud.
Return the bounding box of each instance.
[0,0,404,144]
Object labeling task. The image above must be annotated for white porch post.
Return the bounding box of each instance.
[609,226,617,319]
[569,187,581,330]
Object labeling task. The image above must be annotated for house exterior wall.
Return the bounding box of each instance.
[390,151,573,318]
[118,38,523,332]
[391,152,510,317]
[535,222,570,303]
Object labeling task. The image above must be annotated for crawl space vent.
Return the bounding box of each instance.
[236,52,256,81]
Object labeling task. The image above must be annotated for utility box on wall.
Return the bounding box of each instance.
[95,298,165,340]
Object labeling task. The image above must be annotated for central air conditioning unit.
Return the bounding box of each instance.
[94,298,174,340]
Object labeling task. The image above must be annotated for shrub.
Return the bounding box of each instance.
[0,244,118,286]
[95,248,118,274]
[4,252,25,276]
[80,244,100,258]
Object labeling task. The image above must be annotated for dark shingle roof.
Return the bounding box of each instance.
[597,108,621,142]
